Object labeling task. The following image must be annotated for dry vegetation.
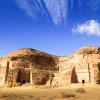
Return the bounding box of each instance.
[0,84,100,100]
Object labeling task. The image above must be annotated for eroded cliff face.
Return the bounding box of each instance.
[58,46,100,85]
[0,46,100,87]
[0,48,59,87]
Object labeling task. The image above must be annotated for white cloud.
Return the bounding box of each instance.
[15,0,100,25]
[86,0,100,10]
[72,20,100,36]
[43,0,68,25]
[15,0,40,18]
[77,0,100,10]
[15,0,69,25]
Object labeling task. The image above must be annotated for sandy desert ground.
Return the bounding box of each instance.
[0,84,100,100]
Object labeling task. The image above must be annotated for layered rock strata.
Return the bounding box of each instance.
[0,46,100,87]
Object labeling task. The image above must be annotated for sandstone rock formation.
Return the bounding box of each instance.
[0,46,100,87]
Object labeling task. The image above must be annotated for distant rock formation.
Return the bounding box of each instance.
[0,46,100,87]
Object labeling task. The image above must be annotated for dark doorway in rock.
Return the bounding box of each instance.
[82,80,85,84]
[71,67,78,83]
[16,70,21,82]
[23,80,26,84]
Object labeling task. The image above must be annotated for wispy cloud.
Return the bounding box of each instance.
[72,20,100,36]
[87,0,100,10]
[77,0,100,10]
[15,0,100,25]
[15,0,42,18]
[15,0,69,25]
[43,0,68,25]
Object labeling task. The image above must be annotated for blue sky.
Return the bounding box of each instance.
[0,0,100,56]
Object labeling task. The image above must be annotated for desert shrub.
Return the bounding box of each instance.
[96,80,100,84]
[61,92,76,98]
[76,88,86,93]
[44,96,56,100]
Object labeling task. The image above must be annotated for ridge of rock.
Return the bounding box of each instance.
[0,46,100,87]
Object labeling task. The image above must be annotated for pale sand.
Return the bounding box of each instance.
[0,84,100,100]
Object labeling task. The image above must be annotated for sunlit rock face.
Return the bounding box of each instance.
[0,48,59,87]
[58,46,100,85]
[0,46,100,87]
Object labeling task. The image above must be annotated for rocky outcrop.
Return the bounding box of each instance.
[0,48,59,87]
[57,46,100,85]
[0,46,100,87]
[77,46,100,54]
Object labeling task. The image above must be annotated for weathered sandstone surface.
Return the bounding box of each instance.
[0,46,100,87]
